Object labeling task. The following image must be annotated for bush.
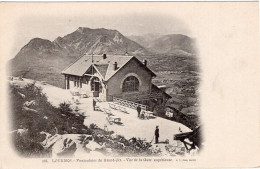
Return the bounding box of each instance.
[9,83,90,157]
[13,132,51,157]
[58,102,72,114]
[89,123,98,129]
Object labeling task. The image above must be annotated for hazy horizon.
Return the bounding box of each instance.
[11,14,192,59]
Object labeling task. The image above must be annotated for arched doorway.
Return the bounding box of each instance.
[90,77,102,97]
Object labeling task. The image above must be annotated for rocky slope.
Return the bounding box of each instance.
[54,27,149,56]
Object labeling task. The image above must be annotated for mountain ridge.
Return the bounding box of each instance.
[8,27,150,87]
[8,27,196,88]
[127,34,196,56]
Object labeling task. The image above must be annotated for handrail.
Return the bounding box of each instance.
[123,92,163,101]
[112,96,147,111]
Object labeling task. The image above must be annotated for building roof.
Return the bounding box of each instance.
[151,84,172,98]
[166,105,188,118]
[62,55,156,81]
[61,55,92,76]
[93,64,109,78]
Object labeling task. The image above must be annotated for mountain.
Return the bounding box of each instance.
[8,27,197,89]
[148,34,196,56]
[8,27,200,119]
[54,27,149,56]
[8,27,149,87]
[127,33,162,49]
[128,34,196,56]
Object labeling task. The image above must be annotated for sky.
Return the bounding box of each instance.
[11,13,191,58]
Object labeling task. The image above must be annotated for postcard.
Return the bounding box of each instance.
[0,2,259,168]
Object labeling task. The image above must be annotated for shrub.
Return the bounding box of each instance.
[9,83,90,157]
[12,132,51,157]
[58,102,72,114]
[89,123,98,129]
[24,82,49,106]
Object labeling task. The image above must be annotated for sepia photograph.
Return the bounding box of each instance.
[7,7,201,158]
[0,2,259,168]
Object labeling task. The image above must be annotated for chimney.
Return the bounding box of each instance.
[103,54,107,59]
[143,59,147,66]
[113,62,118,70]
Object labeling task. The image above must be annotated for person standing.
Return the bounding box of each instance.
[93,99,96,111]
[155,126,159,144]
[137,106,141,118]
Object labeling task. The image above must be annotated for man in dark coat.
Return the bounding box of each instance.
[137,106,141,118]
[155,126,159,144]
[93,99,96,111]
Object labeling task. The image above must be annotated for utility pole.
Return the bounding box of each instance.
[125,42,128,56]
[91,52,94,75]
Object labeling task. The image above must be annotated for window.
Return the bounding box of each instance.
[122,76,139,92]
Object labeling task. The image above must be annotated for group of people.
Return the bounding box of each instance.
[93,101,160,144]
[137,106,147,119]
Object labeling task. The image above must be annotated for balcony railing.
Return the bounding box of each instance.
[112,96,148,111]
[119,92,163,102]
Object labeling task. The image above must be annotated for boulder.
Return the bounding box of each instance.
[41,134,62,148]
[85,141,103,151]
[149,145,162,154]
[18,92,25,99]
[39,131,52,143]
[17,128,28,137]
[24,100,36,107]
[79,134,93,144]
[52,138,77,157]
[23,106,38,113]
[84,135,93,141]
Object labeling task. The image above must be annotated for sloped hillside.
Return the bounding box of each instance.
[147,34,196,56]
[138,54,200,119]
[127,33,161,49]
[9,80,192,157]
[8,27,149,87]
